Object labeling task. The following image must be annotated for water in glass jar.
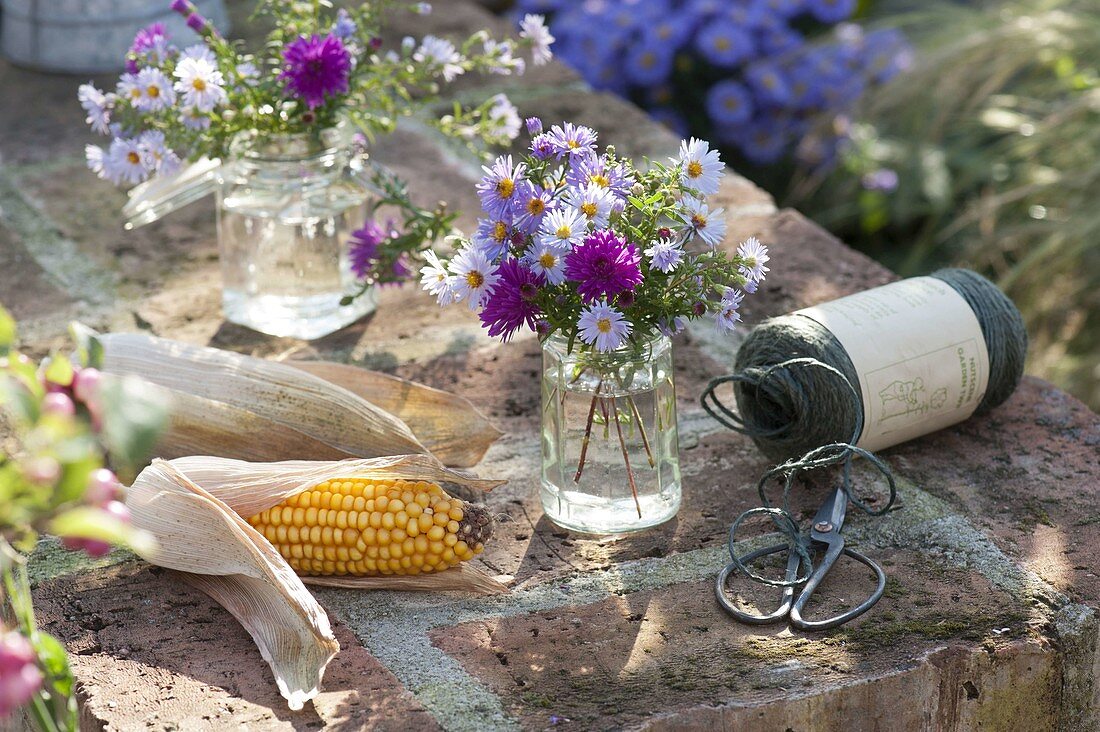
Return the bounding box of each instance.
[218,185,376,339]
[540,358,681,534]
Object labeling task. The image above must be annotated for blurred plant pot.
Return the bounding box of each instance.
[0,0,229,74]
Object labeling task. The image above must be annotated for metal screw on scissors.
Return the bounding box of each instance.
[715,486,887,631]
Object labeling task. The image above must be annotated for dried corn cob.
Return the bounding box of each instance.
[246,478,492,576]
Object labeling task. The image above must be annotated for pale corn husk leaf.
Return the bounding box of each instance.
[289,361,503,468]
[127,455,509,708]
[127,459,340,710]
[97,331,429,459]
[154,390,355,462]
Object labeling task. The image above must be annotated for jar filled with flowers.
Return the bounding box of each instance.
[421,120,771,533]
[80,0,554,338]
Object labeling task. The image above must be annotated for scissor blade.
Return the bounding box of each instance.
[811,486,848,535]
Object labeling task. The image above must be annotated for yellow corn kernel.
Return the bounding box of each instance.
[246,477,491,577]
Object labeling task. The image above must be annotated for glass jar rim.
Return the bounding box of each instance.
[542,330,672,361]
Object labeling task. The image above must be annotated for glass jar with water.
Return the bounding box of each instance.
[540,333,682,534]
[123,125,378,339]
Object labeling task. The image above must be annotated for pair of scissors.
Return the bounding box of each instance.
[715,485,886,631]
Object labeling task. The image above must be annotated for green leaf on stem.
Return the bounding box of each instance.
[0,305,15,352]
[98,375,169,479]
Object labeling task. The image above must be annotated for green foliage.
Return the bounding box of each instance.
[789,0,1100,409]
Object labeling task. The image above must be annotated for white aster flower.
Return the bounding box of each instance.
[133,67,176,112]
[180,44,217,63]
[116,72,143,106]
[519,14,554,66]
[485,93,521,142]
[676,137,724,196]
[484,39,524,75]
[578,300,631,352]
[644,237,685,273]
[449,247,500,310]
[235,61,260,85]
[93,137,148,186]
[415,35,464,82]
[537,207,586,250]
[420,250,457,305]
[138,130,181,176]
[737,236,770,282]
[174,55,228,112]
[78,84,113,135]
[566,182,615,229]
[522,242,568,285]
[680,196,727,249]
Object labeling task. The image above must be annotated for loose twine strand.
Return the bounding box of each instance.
[702,358,896,588]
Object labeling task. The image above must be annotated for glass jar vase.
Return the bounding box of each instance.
[216,128,378,339]
[540,333,682,534]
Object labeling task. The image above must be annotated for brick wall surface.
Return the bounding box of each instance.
[3,1,1099,730]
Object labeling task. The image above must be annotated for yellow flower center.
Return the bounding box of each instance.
[567,140,580,149]
[715,38,732,51]
[539,252,557,268]
[466,271,485,288]
[493,221,508,242]
[596,317,612,334]
[497,178,515,198]
[126,151,141,165]
[687,161,703,179]
[691,213,708,229]
[527,198,546,215]
[556,225,572,239]
[640,51,657,69]
[590,173,610,188]
[580,202,598,218]
[192,78,207,92]
[147,85,160,98]
[129,88,141,99]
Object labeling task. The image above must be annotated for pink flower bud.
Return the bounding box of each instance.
[61,537,112,558]
[85,468,121,506]
[72,367,102,404]
[42,392,75,417]
[0,631,43,717]
[103,500,131,525]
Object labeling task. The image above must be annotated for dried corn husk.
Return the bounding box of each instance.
[90,330,500,467]
[289,360,502,468]
[127,455,507,709]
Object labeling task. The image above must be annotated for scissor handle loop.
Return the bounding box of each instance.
[715,543,812,624]
[789,547,886,631]
[726,507,812,588]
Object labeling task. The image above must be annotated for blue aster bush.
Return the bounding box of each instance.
[515,0,912,171]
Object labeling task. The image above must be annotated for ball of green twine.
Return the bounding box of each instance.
[731,269,1028,462]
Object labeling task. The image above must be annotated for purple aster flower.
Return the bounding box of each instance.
[511,181,555,235]
[130,23,172,61]
[280,34,352,110]
[737,121,789,165]
[476,155,526,219]
[472,216,514,260]
[530,132,555,160]
[577,300,631,352]
[762,0,805,19]
[348,219,394,279]
[647,17,695,50]
[479,259,543,342]
[332,9,356,39]
[185,12,206,32]
[807,0,856,23]
[745,62,792,106]
[525,117,543,135]
[564,229,643,303]
[624,42,674,86]
[565,155,634,201]
[545,122,598,159]
[170,0,190,14]
[695,20,754,68]
[705,80,754,126]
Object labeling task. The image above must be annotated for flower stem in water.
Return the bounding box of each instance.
[611,395,642,518]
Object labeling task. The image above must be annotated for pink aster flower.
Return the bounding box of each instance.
[479,259,543,342]
[564,229,643,303]
[280,34,352,110]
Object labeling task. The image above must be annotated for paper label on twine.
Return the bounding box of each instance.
[795,277,990,451]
